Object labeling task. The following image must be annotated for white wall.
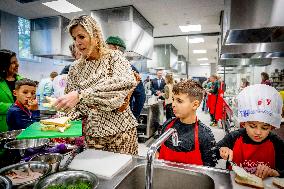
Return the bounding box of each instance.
[188,65,210,77]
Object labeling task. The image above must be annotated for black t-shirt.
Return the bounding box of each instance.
[160,118,218,167]
[5,79,16,101]
[217,128,284,177]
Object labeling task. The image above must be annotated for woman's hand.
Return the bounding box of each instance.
[255,164,280,179]
[219,147,233,161]
[54,91,79,112]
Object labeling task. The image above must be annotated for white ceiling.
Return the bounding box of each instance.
[0,0,224,64]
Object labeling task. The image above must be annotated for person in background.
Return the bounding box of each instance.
[156,80,217,166]
[105,36,146,120]
[202,78,210,112]
[143,75,151,94]
[38,71,58,102]
[60,43,81,75]
[54,15,138,155]
[0,49,22,132]
[151,70,166,98]
[206,75,219,126]
[217,84,284,178]
[261,72,272,86]
[7,79,40,131]
[164,73,175,120]
[240,78,250,90]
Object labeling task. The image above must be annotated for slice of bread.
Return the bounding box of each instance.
[40,117,70,127]
[235,174,264,189]
[273,178,284,189]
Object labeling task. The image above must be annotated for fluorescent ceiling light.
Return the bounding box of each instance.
[193,50,207,54]
[179,25,201,32]
[42,0,82,13]
[186,37,204,43]
[200,63,210,66]
[197,58,209,61]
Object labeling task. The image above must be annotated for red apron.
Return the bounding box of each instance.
[159,118,203,165]
[215,81,225,121]
[232,137,275,174]
[207,94,217,115]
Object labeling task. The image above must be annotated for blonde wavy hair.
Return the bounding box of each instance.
[67,15,110,59]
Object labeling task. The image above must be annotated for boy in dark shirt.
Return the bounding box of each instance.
[7,78,40,130]
[157,80,217,167]
[217,84,284,178]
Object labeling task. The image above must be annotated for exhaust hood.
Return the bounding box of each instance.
[30,16,73,60]
[221,0,284,62]
[91,6,154,60]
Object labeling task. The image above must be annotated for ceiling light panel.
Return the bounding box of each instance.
[179,25,201,32]
[200,63,210,66]
[197,58,209,61]
[42,0,82,13]
[193,50,207,54]
[186,37,204,43]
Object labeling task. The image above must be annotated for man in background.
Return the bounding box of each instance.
[37,71,58,102]
[151,70,166,98]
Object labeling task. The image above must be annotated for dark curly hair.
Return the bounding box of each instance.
[0,49,16,79]
[172,79,204,102]
[15,78,36,90]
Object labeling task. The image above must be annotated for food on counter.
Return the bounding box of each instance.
[5,168,43,185]
[40,117,71,133]
[273,178,284,189]
[46,181,92,189]
[234,172,264,189]
[42,102,53,108]
[46,96,57,104]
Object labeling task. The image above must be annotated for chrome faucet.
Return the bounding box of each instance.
[145,128,179,189]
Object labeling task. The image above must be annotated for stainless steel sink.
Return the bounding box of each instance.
[115,164,215,189]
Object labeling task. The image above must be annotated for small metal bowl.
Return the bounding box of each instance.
[0,175,12,189]
[4,139,49,150]
[0,130,24,148]
[34,170,99,189]
[30,153,63,172]
[0,161,51,186]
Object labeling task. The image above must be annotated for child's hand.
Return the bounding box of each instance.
[219,147,233,161]
[28,99,38,111]
[255,164,280,179]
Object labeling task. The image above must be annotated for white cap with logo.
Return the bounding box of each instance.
[237,84,283,128]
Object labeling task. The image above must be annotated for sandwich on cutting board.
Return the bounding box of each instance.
[40,117,71,133]
[273,178,284,189]
[232,164,264,188]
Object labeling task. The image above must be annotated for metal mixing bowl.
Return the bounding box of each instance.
[0,161,51,186]
[4,138,49,150]
[34,170,99,189]
[30,153,63,172]
[0,175,12,189]
[0,130,24,148]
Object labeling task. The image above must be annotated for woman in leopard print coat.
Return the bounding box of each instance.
[54,15,138,155]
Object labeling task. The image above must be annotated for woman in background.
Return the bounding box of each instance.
[0,49,22,132]
[164,73,175,120]
[261,72,272,86]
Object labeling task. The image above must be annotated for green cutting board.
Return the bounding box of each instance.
[16,121,82,139]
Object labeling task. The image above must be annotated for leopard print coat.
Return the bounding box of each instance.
[65,50,138,138]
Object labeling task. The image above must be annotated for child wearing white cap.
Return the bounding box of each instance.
[217,84,284,179]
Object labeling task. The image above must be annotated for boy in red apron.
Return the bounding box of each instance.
[217,84,284,179]
[157,80,217,167]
